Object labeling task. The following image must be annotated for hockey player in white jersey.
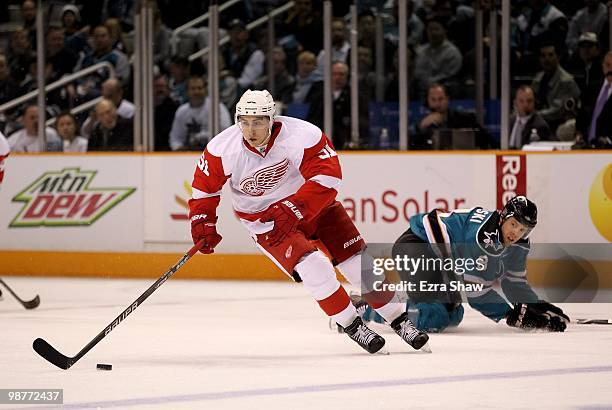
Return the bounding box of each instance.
[188,90,429,353]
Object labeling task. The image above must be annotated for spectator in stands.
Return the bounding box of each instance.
[169,56,190,104]
[221,19,265,94]
[7,105,62,152]
[280,0,323,55]
[104,18,128,53]
[306,61,370,149]
[531,42,581,132]
[169,76,232,151]
[509,85,552,148]
[20,0,36,45]
[416,83,492,149]
[566,32,604,96]
[89,99,133,151]
[514,0,568,74]
[61,5,89,55]
[253,47,295,107]
[153,74,178,151]
[0,54,18,106]
[153,7,172,73]
[81,78,134,138]
[315,18,350,75]
[566,0,609,55]
[575,51,612,148]
[46,26,78,80]
[56,112,87,152]
[357,46,376,101]
[386,0,424,48]
[413,16,463,99]
[291,51,322,104]
[358,9,395,71]
[7,28,33,85]
[385,45,417,102]
[79,24,130,83]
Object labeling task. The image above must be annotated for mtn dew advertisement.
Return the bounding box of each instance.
[0,155,142,251]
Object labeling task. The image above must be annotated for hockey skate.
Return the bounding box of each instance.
[391,312,429,350]
[342,316,386,354]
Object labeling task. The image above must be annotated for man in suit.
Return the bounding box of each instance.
[416,83,493,149]
[509,85,552,149]
[575,51,612,148]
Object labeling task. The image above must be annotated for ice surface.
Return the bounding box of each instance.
[1,277,611,409]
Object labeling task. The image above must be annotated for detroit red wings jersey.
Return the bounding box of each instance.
[0,132,9,186]
[190,116,342,234]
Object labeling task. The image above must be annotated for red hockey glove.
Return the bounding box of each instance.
[190,214,222,254]
[261,199,304,246]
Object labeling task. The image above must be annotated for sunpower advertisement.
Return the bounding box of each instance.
[0,152,609,254]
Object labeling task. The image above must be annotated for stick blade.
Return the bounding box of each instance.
[23,295,40,309]
[33,338,73,370]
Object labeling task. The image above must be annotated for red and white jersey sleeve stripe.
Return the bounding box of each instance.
[291,132,342,220]
[189,149,229,221]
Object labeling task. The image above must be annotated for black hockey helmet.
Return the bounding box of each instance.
[500,196,538,235]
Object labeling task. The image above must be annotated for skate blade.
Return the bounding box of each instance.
[376,346,390,355]
[420,342,433,353]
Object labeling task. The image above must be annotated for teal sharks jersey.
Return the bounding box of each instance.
[409,207,540,321]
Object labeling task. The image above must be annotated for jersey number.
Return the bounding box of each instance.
[198,155,209,176]
[318,144,337,159]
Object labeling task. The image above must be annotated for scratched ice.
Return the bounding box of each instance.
[1,277,611,409]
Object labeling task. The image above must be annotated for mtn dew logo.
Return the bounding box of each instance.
[10,167,135,227]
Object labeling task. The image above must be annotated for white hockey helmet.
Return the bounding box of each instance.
[235,89,276,133]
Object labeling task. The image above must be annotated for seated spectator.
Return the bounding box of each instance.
[0,54,19,105]
[291,51,322,103]
[566,0,609,55]
[416,83,492,149]
[385,0,424,49]
[169,56,190,104]
[7,105,62,152]
[358,9,396,71]
[20,0,36,46]
[56,112,87,152]
[306,61,370,149]
[515,0,568,66]
[89,99,133,151]
[385,46,417,102]
[46,26,78,80]
[253,47,295,107]
[104,18,128,53]
[279,0,323,55]
[566,32,604,96]
[315,18,350,76]
[531,43,581,132]
[509,85,552,149]
[81,78,134,138]
[7,29,34,85]
[169,76,232,151]
[413,16,463,99]
[153,7,172,73]
[153,74,179,151]
[78,24,130,85]
[221,19,265,93]
[575,51,612,148]
[61,5,89,55]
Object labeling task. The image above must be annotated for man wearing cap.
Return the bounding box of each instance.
[220,19,265,95]
[566,0,609,54]
[567,32,604,96]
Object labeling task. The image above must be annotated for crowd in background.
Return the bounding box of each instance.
[0,0,611,152]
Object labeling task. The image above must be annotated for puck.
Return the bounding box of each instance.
[96,363,112,371]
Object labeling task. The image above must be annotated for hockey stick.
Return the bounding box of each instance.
[576,318,612,325]
[33,240,205,370]
[0,278,40,309]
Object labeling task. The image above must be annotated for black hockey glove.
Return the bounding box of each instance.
[506,303,568,332]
